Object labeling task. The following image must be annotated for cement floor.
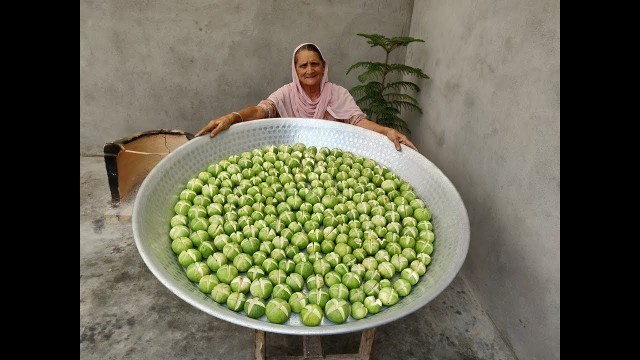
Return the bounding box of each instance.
[80,156,516,360]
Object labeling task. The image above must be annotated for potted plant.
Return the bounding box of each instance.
[347,33,430,134]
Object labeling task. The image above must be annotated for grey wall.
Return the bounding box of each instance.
[80,0,413,155]
[404,0,559,359]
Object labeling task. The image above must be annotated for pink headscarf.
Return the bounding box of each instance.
[268,43,365,120]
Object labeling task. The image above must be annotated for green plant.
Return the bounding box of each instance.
[346,33,430,134]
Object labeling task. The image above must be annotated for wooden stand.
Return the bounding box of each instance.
[254,328,376,360]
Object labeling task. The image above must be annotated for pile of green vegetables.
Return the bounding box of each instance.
[168,143,435,326]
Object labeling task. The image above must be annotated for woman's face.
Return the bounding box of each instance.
[295,50,325,89]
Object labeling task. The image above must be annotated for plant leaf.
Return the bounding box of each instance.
[386,64,430,79]
[383,81,421,93]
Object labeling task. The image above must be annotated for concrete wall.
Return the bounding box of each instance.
[80,0,413,155]
[404,1,559,359]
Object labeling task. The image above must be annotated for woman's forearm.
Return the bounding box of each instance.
[356,118,390,136]
[228,106,267,124]
[355,118,418,151]
[195,105,267,138]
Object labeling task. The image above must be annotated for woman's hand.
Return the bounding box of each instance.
[195,115,236,138]
[385,128,418,151]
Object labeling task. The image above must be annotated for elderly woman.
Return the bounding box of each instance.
[196,43,417,152]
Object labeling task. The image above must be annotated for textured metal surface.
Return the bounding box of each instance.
[132,118,470,335]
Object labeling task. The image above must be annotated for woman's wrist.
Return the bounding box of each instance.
[232,111,245,123]
[227,112,241,124]
[379,125,393,137]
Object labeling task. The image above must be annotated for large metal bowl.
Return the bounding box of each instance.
[133,118,469,335]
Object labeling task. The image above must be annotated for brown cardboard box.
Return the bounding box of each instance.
[103,129,193,221]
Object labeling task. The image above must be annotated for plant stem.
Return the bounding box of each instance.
[381,50,390,88]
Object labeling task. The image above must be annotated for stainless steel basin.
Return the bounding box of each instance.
[132,118,469,335]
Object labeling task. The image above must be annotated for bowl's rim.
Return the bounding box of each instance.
[132,118,470,335]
